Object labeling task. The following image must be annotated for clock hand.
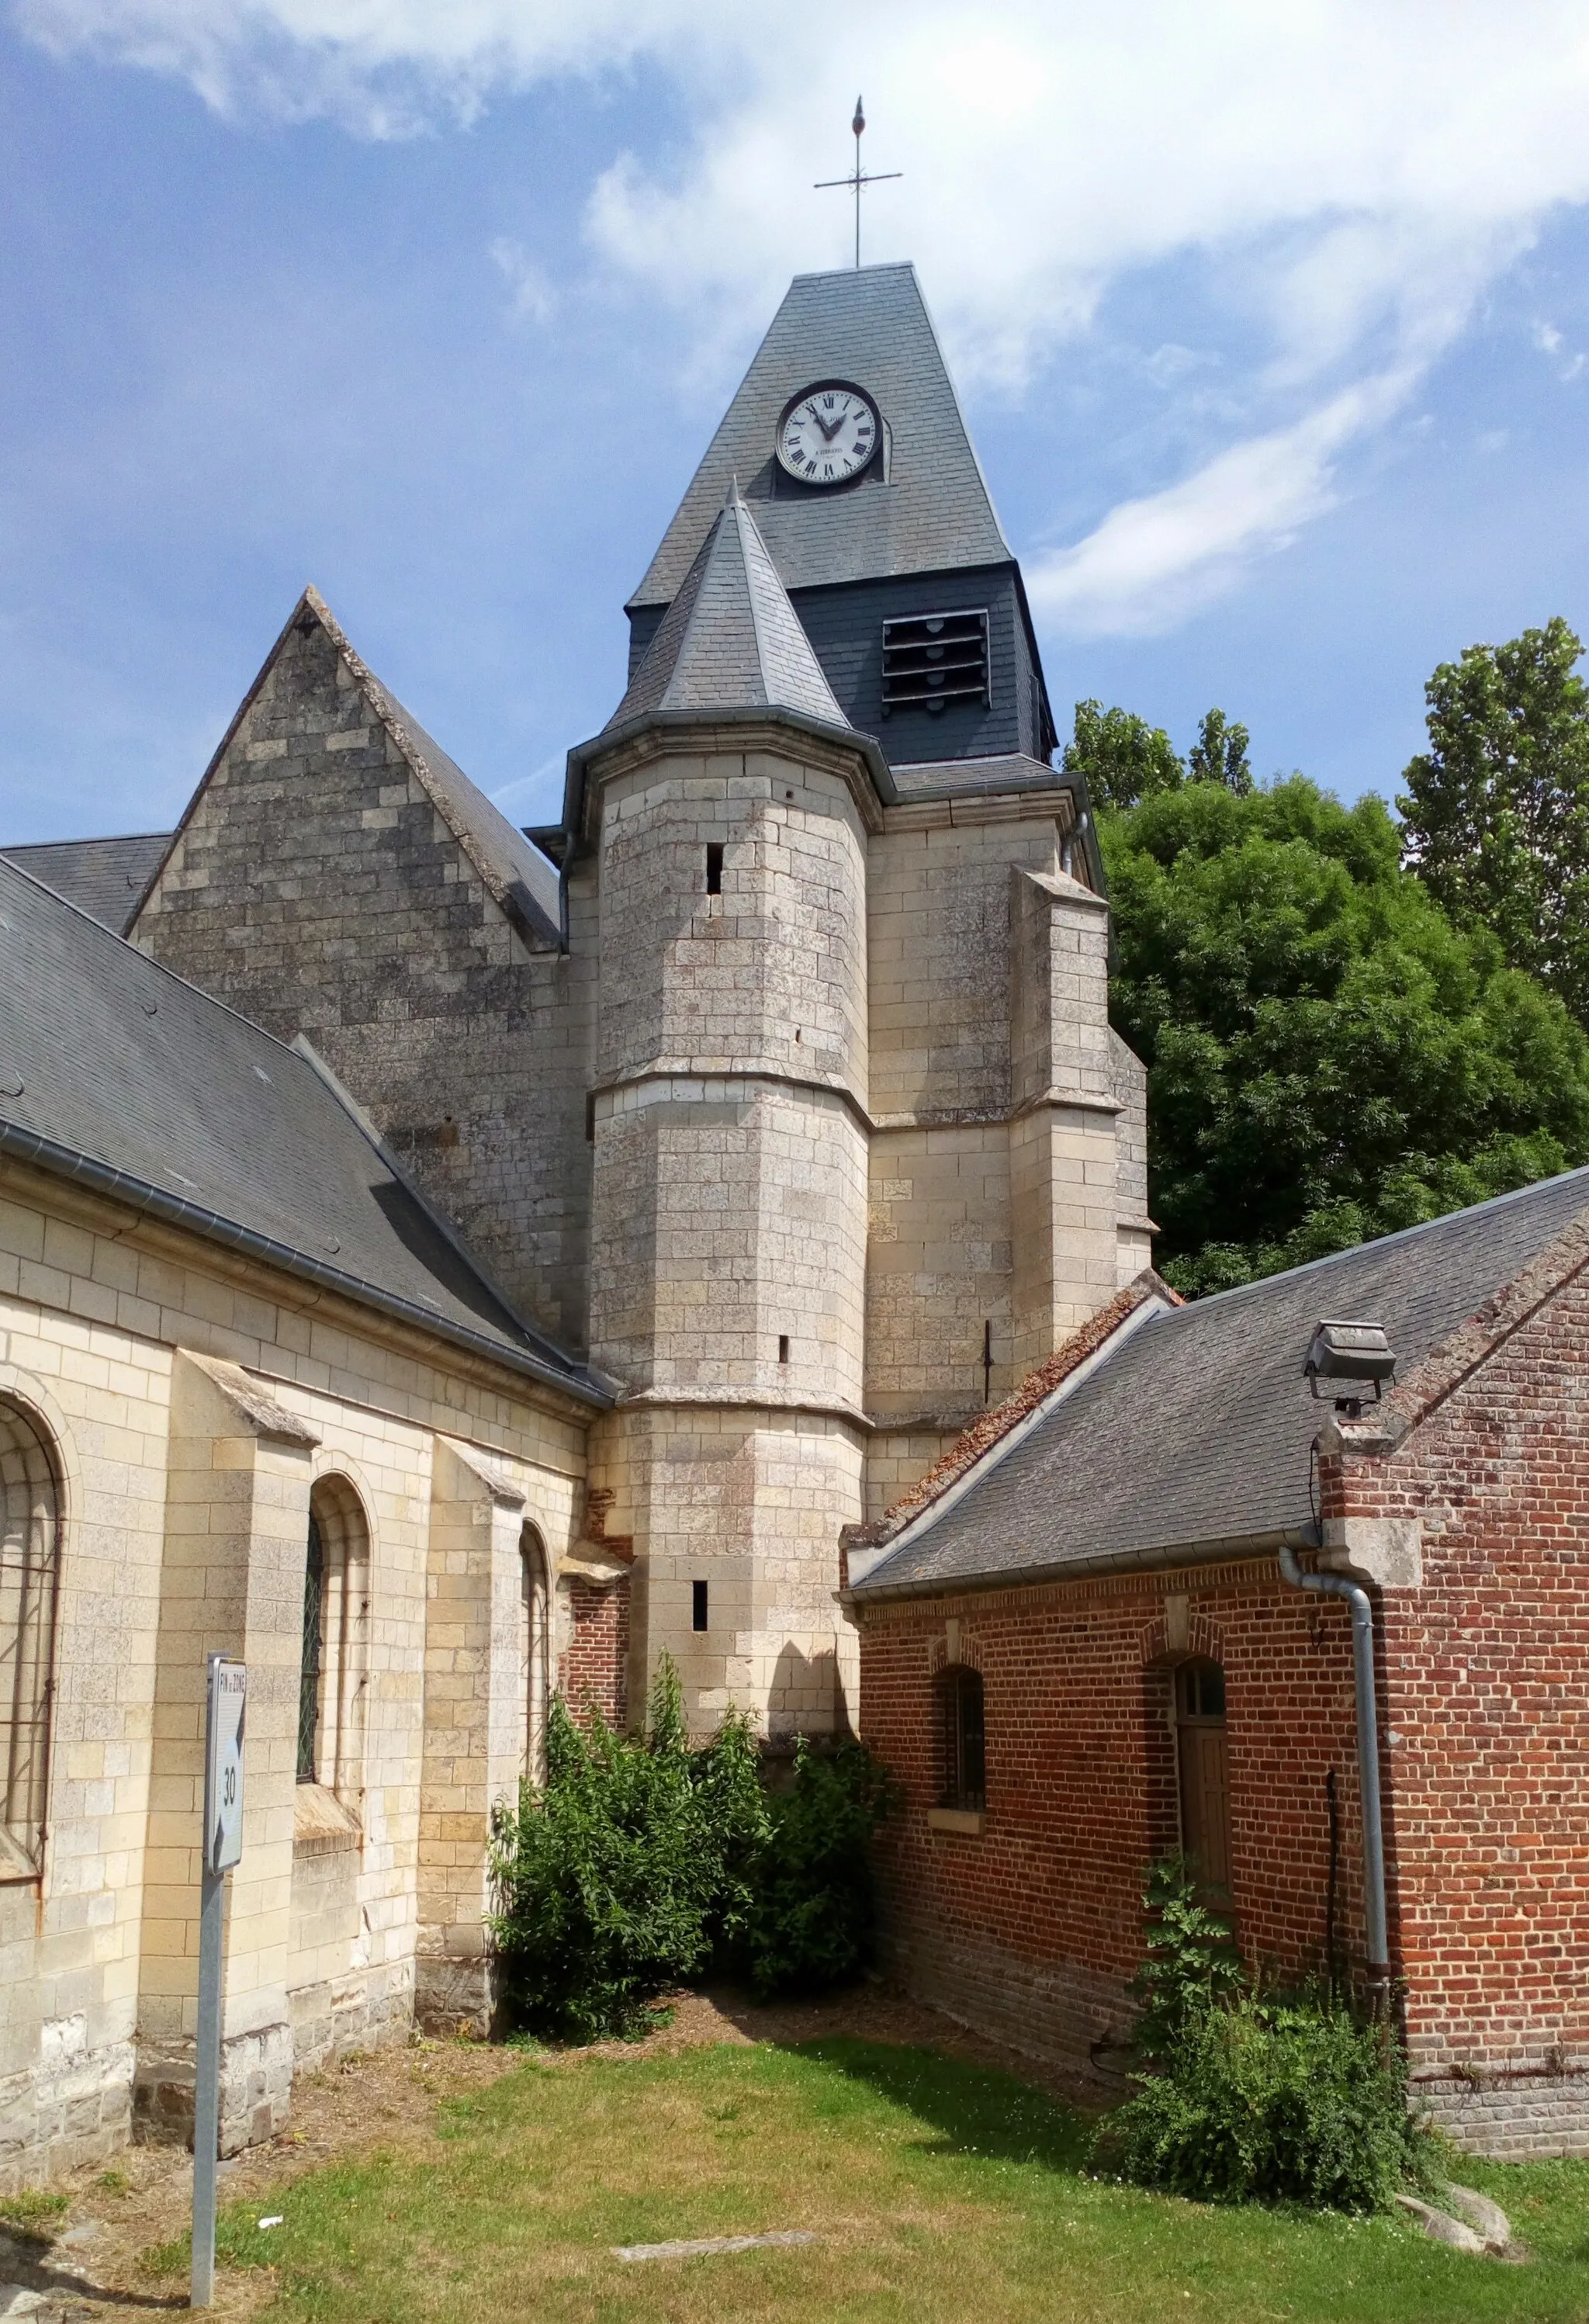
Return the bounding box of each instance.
[813,408,846,441]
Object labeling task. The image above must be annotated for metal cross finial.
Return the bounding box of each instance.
[815,94,902,269]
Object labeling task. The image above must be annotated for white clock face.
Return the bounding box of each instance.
[777,383,880,486]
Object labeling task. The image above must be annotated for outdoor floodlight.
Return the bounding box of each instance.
[1303,1319,1396,1404]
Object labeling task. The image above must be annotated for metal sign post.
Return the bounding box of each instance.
[192,1654,246,2312]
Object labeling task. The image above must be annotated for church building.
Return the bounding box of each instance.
[0,264,1149,2183]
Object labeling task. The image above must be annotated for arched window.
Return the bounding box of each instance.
[297,1477,369,1796]
[520,1525,551,1782]
[1175,1659,1231,1892]
[1,1397,62,1876]
[938,1665,985,1813]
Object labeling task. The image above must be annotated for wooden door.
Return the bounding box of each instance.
[1176,1661,1231,1893]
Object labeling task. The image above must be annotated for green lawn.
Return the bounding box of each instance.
[182,2038,1589,2324]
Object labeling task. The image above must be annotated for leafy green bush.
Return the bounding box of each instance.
[488,1661,764,2041]
[1095,1857,1426,2213]
[488,1664,894,2039]
[743,1738,898,1998]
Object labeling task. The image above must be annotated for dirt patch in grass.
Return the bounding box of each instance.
[16,1983,1082,2320]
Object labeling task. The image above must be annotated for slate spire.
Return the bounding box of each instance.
[606,483,848,732]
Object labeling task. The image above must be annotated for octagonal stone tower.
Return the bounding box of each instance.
[576,488,883,1737]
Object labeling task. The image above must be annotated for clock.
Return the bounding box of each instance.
[776,381,881,487]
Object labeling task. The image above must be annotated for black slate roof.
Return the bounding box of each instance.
[609,487,848,730]
[0,854,603,1401]
[629,265,1009,608]
[852,1166,1589,1597]
[1,833,172,935]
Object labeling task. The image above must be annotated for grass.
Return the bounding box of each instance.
[144,2038,1589,2324]
[0,2188,68,2238]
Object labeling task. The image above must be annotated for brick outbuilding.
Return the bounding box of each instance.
[846,1171,1589,2156]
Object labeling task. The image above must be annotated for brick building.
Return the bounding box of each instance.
[1,261,1150,2180]
[846,1176,1589,2156]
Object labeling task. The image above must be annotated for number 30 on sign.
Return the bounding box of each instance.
[205,1657,247,1873]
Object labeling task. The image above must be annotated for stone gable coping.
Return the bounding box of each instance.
[1321,1201,1589,1463]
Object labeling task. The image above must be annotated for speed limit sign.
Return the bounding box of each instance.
[204,1655,247,1872]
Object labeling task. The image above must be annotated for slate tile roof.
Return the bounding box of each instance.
[890,752,1072,798]
[629,265,1010,608]
[608,486,848,731]
[850,1165,1589,1597]
[0,854,604,1401]
[0,833,172,935]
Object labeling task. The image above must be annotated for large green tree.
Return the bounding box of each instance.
[1399,616,1589,1024]
[1101,773,1589,1296]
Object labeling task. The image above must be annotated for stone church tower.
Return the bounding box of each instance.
[124,263,1150,1737]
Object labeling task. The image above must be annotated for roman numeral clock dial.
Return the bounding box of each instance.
[776,382,881,486]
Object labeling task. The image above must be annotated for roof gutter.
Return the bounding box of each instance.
[847,1523,1302,1605]
[0,1117,611,1410]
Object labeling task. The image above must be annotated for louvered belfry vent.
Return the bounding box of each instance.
[881,608,989,718]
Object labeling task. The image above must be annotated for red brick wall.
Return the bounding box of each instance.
[857,1560,1364,2073]
[560,1577,629,1730]
[1345,1274,1589,2139]
[855,1265,1589,2150]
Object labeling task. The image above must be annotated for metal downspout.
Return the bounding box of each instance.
[1277,1540,1390,2008]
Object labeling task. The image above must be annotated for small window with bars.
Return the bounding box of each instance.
[881,608,989,719]
[939,1665,986,1813]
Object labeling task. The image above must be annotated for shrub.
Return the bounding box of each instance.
[489,1666,895,2039]
[1094,1856,1427,2212]
[741,1738,898,1998]
[488,1661,765,2041]
[1097,1991,1421,2211]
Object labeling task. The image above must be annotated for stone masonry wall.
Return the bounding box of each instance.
[585,732,873,1737]
[863,795,1144,1507]
[130,603,593,1351]
[0,1154,590,2184]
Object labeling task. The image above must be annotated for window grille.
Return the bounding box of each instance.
[939,1665,985,1813]
[1,1398,61,1877]
[881,609,989,719]
[297,1512,324,1782]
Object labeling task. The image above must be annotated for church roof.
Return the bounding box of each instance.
[0,831,172,936]
[850,1164,1589,1598]
[628,265,1011,608]
[0,854,606,1403]
[608,486,848,730]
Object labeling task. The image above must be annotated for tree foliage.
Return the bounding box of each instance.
[1063,698,1185,812]
[1101,772,1589,1295]
[1065,699,1254,814]
[1399,616,1589,1025]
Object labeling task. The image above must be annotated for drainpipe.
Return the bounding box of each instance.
[1277,1540,1390,2011]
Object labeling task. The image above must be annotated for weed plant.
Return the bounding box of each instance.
[1096,1856,1429,2213]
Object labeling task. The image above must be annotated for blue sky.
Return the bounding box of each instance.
[4,2,1589,845]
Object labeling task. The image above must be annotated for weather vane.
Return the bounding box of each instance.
[816,97,902,270]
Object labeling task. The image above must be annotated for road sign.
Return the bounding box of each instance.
[194,1652,245,2310]
[204,1655,246,1873]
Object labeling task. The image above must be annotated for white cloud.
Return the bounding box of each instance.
[18,0,1589,629]
[490,238,557,326]
[1028,369,1416,636]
